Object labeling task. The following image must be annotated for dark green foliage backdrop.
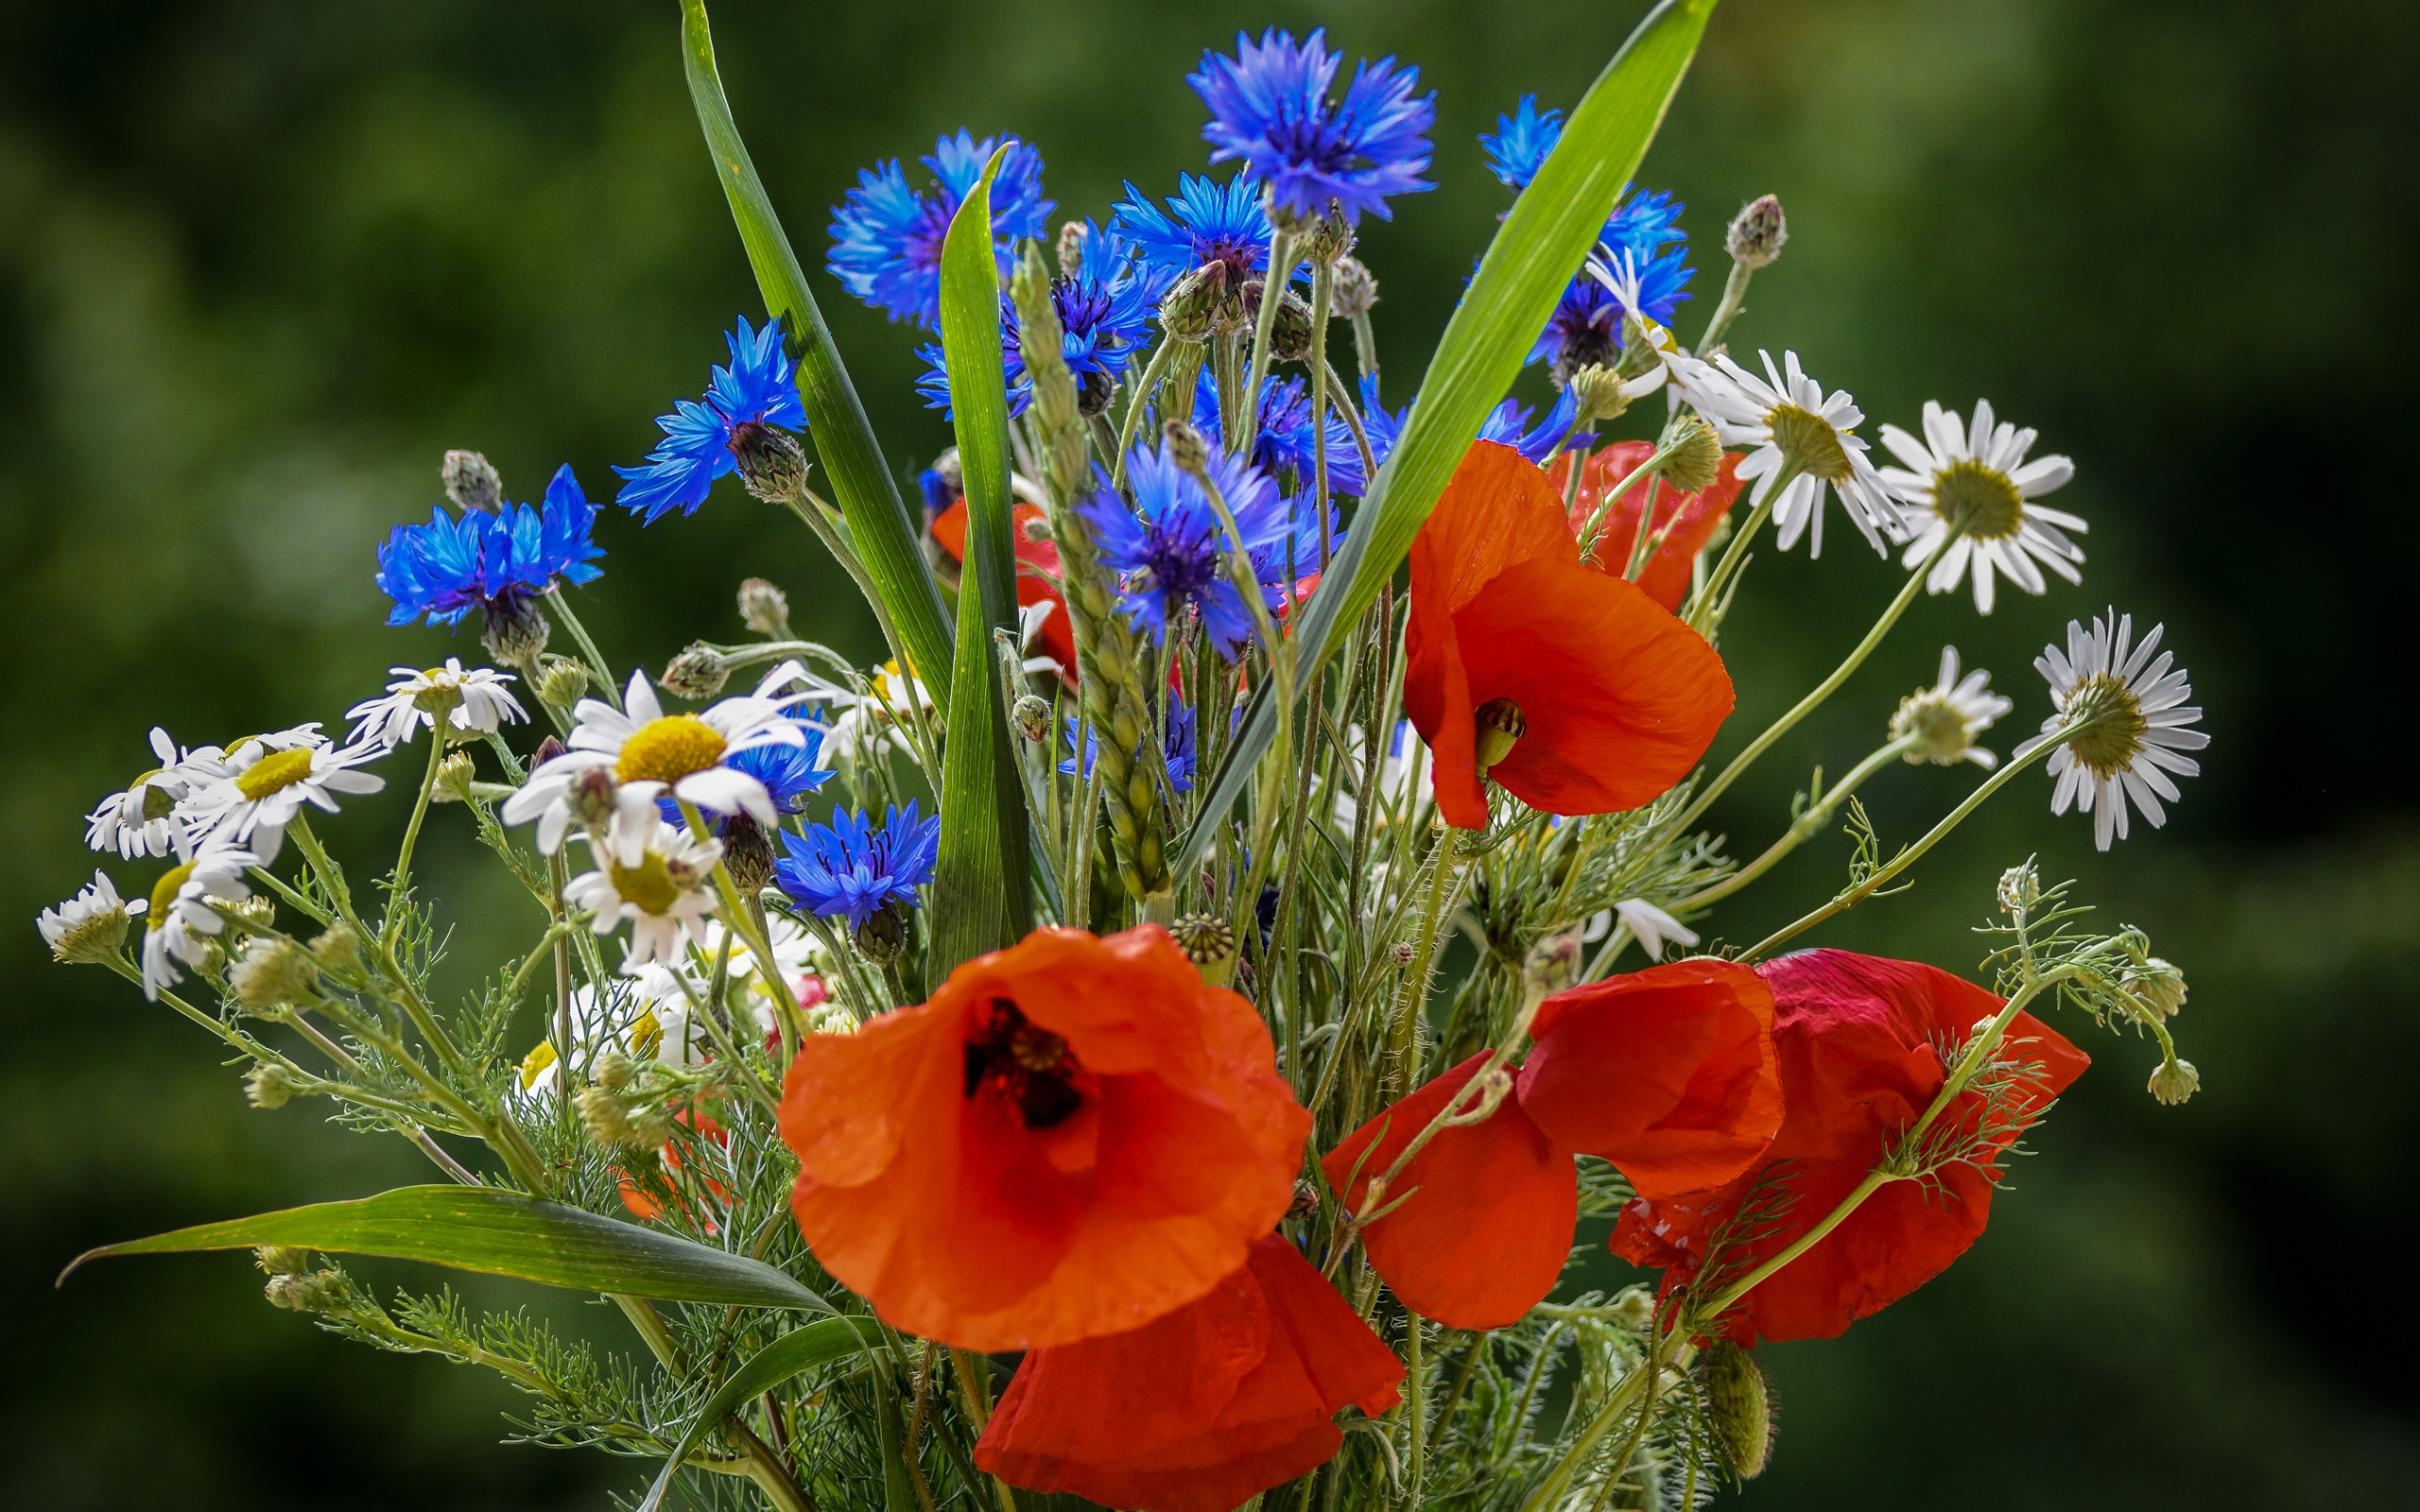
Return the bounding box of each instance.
[3,1,2412,1506]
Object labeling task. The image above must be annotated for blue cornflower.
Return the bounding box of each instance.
[1480,94,1563,191]
[915,224,1171,418]
[1059,698,1198,796]
[661,727,833,830]
[1080,443,1297,658]
[376,463,605,627]
[1533,248,1692,374]
[1357,377,1588,471]
[614,317,806,524]
[827,130,1052,329]
[1112,172,1277,284]
[1193,369,1367,497]
[772,802,941,932]
[1190,29,1435,226]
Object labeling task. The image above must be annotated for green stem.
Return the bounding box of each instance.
[1404,1313,1427,1507]
[382,732,450,954]
[1387,833,1461,1098]
[1669,733,1923,913]
[1114,336,1181,490]
[676,799,804,1060]
[1236,228,1301,461]
[1696,258,1754,353]
[547,593,621,712]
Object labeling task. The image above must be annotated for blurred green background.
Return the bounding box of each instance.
[5,0,2414,1505]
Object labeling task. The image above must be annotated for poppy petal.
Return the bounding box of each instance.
[1555,444,1747,612]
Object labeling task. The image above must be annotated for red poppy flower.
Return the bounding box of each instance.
[931,497,1078,679]
[1612,949,2090,1345]
[1547,441,1746,611]
[779,925,1309,1350]
[1405,440,1734,831]
[1322,959,1782,1330]
[975,1233,1403,1512]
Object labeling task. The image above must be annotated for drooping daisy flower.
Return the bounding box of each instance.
[2016,610,2207,850]
[39,870,145,965]
[1190,28,1435,226]
[376,464,605,629]
[1111,172,1277,284]
[826,130,1051,329]
[614,317,808,523]
[916,225,1170,419]
[1193,369,1368,496]
[503,665,809,852]
[1080,442,1303,658]
[1677,350,1899,558]
[564,793,722,970]
[1890,646,2014,767]
[772,802,942,933]
[1877,399,2085,614]
[183,730,388,864]
[137,838,258,1000]
[346,661,526,748]
[85,728,206,860]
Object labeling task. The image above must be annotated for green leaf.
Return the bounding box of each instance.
[678,0,956,700]
[929,146,1033,969]
[60,1186,833,1312]
[636,1315,888,1512]
[1175,0,1720,877]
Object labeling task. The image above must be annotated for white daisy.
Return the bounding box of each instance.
[347,660,527,747]
[39,869,146,965]
[1673,349,1899,557]
[1582,249,1689,402]
[2014,610,2207,850]
[502,666,805,853]
[137,839,259,999]
[84,728,211,860]
[1877,400,2085,614]
[513,973,686,1096]
[182,729,388,863]
[1890,646,2014,768]
[563,791,722,970]
[1613,898,1700,961]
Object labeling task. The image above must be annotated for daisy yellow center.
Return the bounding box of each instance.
[1767,402,1852,483]
[147,862,198,930]
[1933,459,2025,540]
[615,715,727,785]
[2061,672,2149,779]
[631,1007,665,1060]
[609,851,684,917]
[518,1039,559,1089]
[235,747,317,801]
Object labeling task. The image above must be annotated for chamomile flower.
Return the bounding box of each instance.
[827,130,1052,329]
[1677,350,1898,557]
[347,661,526,748]
[137,838,258,1000]
[1891,647,2014,768]
[183,730,388,863]
[85,728,204,860]
[1613,898,1700,962]
[1191,28,1435,226]
[773,803,941,932]
[1877,400,2085,614]
[39,870,145,965]
[503,665,808,853]
[564,794,722,970]
[2015,610,2207,850]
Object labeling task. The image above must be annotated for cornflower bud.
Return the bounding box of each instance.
[1285,1178,1319,1219]
[309,923,360,972]
[1725,195,1789,269]
[568,765,618,833]
[1241,278,1316,362]
[1011,695,1054,744]
[231,937,318,1010]
[1161,262,1232,344]
[2148,1056,2200,1106]
[659,643,734,701]
[1056,219,1088,277]
[730,419,810,504]
[1300,200,1353,265]
[737,577,791,638]
[1522,929,1584,1000]
[2120,957,2187,1022]
[481,594,551,667]
[1163,420,1211,475]
[1654,412,1726,495]
[1330,256,1378,319]
[430,750,476,804]
[856,899,911,966]
[533,657,588,709]
[721,813,775,896]
[1701,1340,1777,1478]
[246,1061,300,1110]
[255,1246,310,1276]
[441,449,503,514]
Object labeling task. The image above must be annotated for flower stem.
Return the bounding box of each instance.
[382,731,450,954]
[1696,258,1754,353]
[546,593,622,712]
[1669,732,1923,914]
[1684,464,1792,633]
[1236,228,1301,462]
[1114,335,1181,490]
[676,799,804,1061]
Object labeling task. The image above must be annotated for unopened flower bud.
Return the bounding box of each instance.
[855,899,911,966]
[425,750,475,805]
[1563,365,1633,428]
[1391,941,1417,966]
[568,765,618,832]
[576,1084,634,1145]
[737,577,791,638]
[628,1106,675,1150]
[1610,1287,1657,1330]
[441,449,503,514]
[1163,420,1212,474]
[2120,957,2187,1022]
[1330,256,1378,319]
[659,643,733,701]
[1305,201,1355,264]
[231,896,277,931]
[1011,695,1053,744]
[1474,698,1527,772]
[1655,412,1725,495]
[264,1269,343,1313]
[1055,219,1088,277]
[1996,865,2042,915]
[2148,1056,2200,1106]
[1701,1340,1777,1478]
[1725,195,1789,269]
[231,937,318,1009]
[1523,930,1584,999]
[730,420,810,504]
[481,593,551,666]
[534,657,588,709]
[1161,262,1232,344]
[1171,913,1236,968]
[245,1061,301,1109]
[721,814,775,896]
[255,1246,311,1276]
[1286,1178,1319,1219]
[309,923,360,972]
[594,1050,638,1092]
[1241,278,1316,362]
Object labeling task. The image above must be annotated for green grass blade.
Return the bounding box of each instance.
[60,1185,833,1311]
[928,146,1032,968]
[678,0,956,700]
[1175,0,1720,877]
[636,1315,888,1512]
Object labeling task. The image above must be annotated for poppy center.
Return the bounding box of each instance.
[608,851,684,917]
[147,862,197,930]
[616,715,727,785]
[1767,402,1852,483]
[964,997,1087,1129]
[2061,672,2149,778]
[1474,697,1527,771]
[1932,459,2025,540]
[235,747,317,801]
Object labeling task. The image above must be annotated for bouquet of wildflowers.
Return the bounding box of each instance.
[40,4,2209,1509]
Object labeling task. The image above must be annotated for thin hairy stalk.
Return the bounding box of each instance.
[1670,732,1924,913]
[546,593,622,712]
[1697,257,1754,353]
[1236,227,1302,461]
[1114,335,1181,489]
[383,732,450,953]
[783,490,942,784]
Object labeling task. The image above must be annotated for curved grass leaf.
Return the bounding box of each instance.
[637,1315,888,1512]
[1175,0,1720,876]
[678,0,956,699]
[60,1185,832,1312]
